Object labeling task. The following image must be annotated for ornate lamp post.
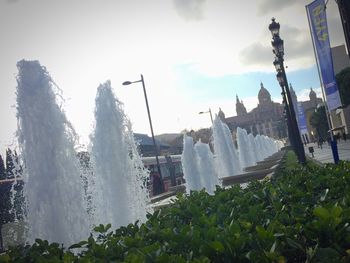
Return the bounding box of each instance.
[123,74,164,194]
[276,71,296,151]
[269,18,306,165]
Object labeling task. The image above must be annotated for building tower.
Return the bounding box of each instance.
[236,95,247,116]
[258,82,272,106]
[218,107,226,122]
[309,87,318,107]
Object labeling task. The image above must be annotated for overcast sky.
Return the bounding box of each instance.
[0,0,346,154]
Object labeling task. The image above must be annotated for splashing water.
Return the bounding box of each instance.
[212,117,242,178]
[255,135,267,160]
[247,133,259,163]
[90,81,151,228]
[16,60,90,245]
[181,135,202,193]
[236,127,255,169]
[194,141,220,194]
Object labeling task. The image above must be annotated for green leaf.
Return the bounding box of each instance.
[209,241,225,252]
[0,254,10,262]
[286,238,304,251]
[315,247,340,262]
[105,223,112,231]
[69,240,88,249]
[270,241,277,253]
[63,252,76,263]
[330,206,342,217]
[320,188,329,201]
[94,224,105,233]
[313,207,329,220]
[256,225,267,239]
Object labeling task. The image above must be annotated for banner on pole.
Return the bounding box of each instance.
[296,102,309,135]
[306,0,342,111]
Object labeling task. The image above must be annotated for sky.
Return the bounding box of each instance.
[0,0,346,155]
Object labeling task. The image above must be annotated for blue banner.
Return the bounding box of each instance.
[296,102,309,135]
[306,0,342,111]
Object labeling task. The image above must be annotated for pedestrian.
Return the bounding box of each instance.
[318,137,323,149]
[152,171,163,196]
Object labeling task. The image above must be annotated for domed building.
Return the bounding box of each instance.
[300,88,322,140]
[309,88,318,107]
[258,82,272,107]
[222,83,322,140]
[225,82,286,138]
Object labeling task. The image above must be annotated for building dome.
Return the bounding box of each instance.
[309,88,317,101]
[258,82,272,105]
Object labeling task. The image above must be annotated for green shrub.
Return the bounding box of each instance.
[2,152,350,262]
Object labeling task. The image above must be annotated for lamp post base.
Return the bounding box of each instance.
[330,139,340,164]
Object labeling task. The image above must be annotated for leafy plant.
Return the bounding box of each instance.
[3,152,350,262]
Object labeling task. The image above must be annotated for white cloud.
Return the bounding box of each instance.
[173,0,207,21]
[239,43,273,68]
[241,96,260,112]
[256,0,297,16]
[0,0,346,154]
[297,86,323,102]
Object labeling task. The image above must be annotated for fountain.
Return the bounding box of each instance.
[16,60,90,245]
[12,59,285,246]
[255,135,267,160]
[90,81,151,228]
[263,136,275,157]
[181,136,220,194]
[194,140,220,195]
[236,127,255,168]
[247,133,259,163]
[181,135,202,193]
[212,117,242,178]
[276,140,284,150]
[15,61,152,245]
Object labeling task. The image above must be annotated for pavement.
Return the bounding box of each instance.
[304,140,350,164]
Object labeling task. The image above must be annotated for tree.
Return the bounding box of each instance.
[310,105,329,141]
[336,66,350,106]
[5,149,14,179]
[192,128,212,144]
[5,149,22,179]
[0,155,5,180]
[3,149,24,222]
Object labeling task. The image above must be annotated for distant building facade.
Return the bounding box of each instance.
[223,82,323,140]
[336,1,350,60]
[290,86,322,142]
[331,44,350,135]
[134,133,170,156]
[224,83,286,139]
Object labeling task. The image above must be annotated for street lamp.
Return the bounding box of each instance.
[269,18,306,165]
[199,108,213,124]
[277,72,296,151]
[273,58,282,72]
[268,17,280,37]
[123,74,164,194]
